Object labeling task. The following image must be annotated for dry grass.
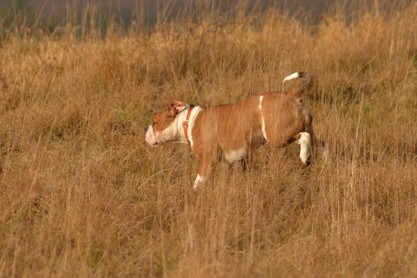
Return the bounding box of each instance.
[0,1,417,277]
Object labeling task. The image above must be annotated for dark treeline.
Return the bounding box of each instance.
[0,0,413,36]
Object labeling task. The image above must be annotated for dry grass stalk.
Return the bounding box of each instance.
[0,1,416,277]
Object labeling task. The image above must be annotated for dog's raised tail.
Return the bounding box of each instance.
[282,71,313,97]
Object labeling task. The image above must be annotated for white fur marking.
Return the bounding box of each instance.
[224,147,247,163]
[283,72,301,83]
[193,175,207,190]
[159,121,178,143]
[296,132,312,165]
[259,95,269,142]
[145,125,155,145]
[186,106,203,147]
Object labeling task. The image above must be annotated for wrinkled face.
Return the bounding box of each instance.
[145,100,186,146]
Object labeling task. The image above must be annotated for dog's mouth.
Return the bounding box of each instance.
[146,139,160,147]
[145,125,159,146]
[145,125,178,147]
[144,137,159,147]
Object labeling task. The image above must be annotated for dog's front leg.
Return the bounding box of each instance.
[193,175,207,189]
[193,151,218,190]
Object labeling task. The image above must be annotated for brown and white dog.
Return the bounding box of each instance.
[145,72,329,189]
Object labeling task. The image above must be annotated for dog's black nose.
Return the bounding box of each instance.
[144,126,148,133]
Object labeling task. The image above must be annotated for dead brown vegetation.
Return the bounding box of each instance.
[0,1,416,277]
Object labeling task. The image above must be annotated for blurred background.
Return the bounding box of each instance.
[0,0,407,33]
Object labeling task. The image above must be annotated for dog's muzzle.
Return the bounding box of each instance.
[145,125,159,146]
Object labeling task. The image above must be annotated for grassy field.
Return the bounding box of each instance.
[0,1,416,277]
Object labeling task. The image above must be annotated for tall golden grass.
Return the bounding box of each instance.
[0,1,416,277]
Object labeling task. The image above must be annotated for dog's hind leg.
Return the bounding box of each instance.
[295,132,313,165]
[301,110,330,164]
[305,123,331,165]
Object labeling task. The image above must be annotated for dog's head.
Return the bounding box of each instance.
[145,100,186,146]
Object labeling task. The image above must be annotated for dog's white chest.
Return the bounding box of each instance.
[224,147,248,163]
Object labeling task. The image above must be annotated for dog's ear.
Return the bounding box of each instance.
[169,100,186,115]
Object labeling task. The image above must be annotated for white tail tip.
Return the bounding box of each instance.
[283,72,302,83]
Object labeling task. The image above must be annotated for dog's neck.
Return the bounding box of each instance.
[174,105,203,146]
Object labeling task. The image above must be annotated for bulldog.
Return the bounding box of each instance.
[145,72,329,189]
